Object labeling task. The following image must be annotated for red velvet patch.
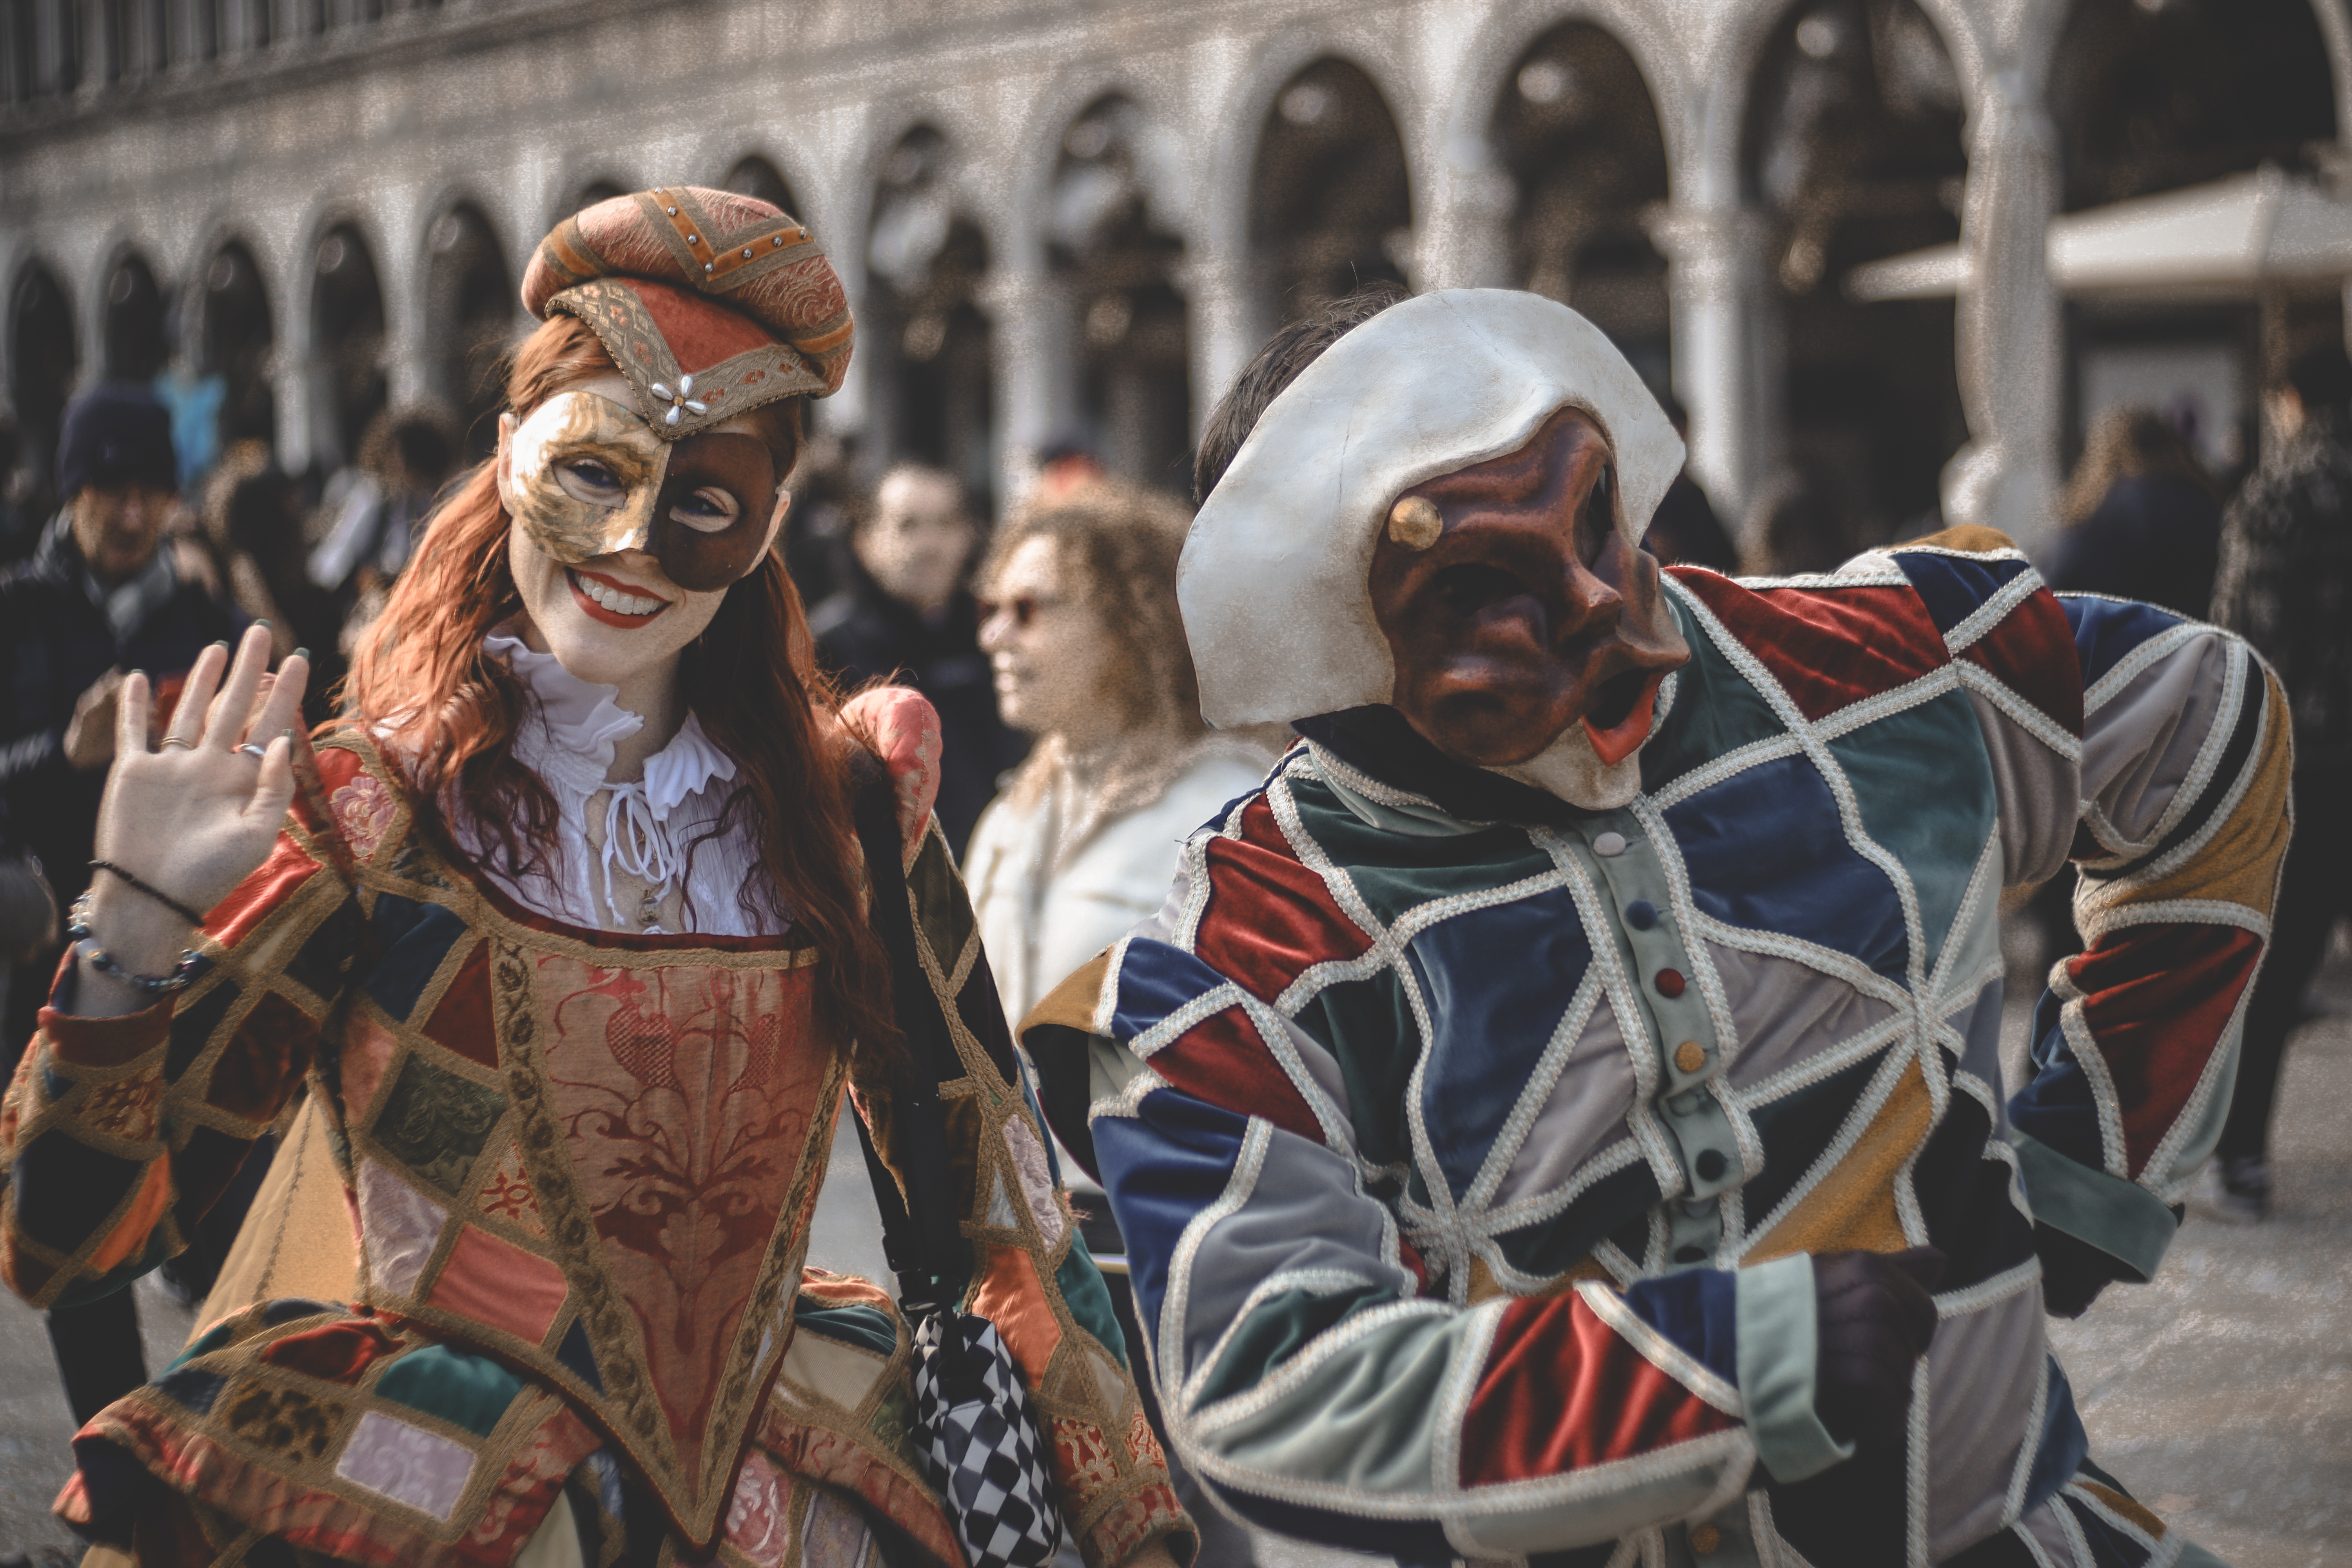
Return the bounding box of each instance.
[2069,923,2264,1178]
[1192,798,1373,1002]
[207,834,323,949]
[626,279,780,375]
[259,1317,404,1383]
[1961,589,2085,738]
[1460,1294,1734,1484]
[421,941,497,1070]
[427,1225,571,1346]
[1676,573,1949,721]
[206,991,318,1122]
[1145,1005,1325,1145]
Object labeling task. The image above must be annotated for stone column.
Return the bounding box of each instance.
[1648,203,1769,528]
[976,266,1074,514]
[1415,158,1514,292]
[1943,70,2060,554]
[1173,244,1262,443]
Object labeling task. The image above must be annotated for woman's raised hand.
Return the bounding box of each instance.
[75,624,309,1013]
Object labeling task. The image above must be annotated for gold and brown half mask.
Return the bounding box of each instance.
[500,389,781,592]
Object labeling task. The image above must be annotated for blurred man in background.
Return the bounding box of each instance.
[812,462,1026,853]
[2045,405,2222,620]
[0,381,245,1425]
[2207,344,2352,1222]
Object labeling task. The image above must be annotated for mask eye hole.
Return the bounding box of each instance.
[671,486,743,534]
[555,456,628,507]
[1580,463,1613,565]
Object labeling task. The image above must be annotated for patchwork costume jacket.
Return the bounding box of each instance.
[0,694,1187,1568]
[1026,537,2287,1568]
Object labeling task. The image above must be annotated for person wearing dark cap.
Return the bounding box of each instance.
[2206,343,2352,1222]
[0,381,243,1427]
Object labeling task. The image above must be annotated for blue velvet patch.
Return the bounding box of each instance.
[556,1317,603,1392]
[12,1131,143,1256]
[1889,549,2029,637]
[2060,594,2183,689]
[1111,940,1232,1044]
[2007,991,2105,1169]
[1093,1088,1249,1347]
[363,900,469,1022]
[1620,1266,1739,1387]
[376,1342,524,1439]
[1406,889,1592,1200]
[1826,688,1996,976]
[2023,1357,2091,1521]
[1492,1156,1661,1281]
[1665,751,1909,978]
[152,1366,227,1415]
[793,1296,900,1359]
[1054,1244,1125,1370]
[261,1296,344,1325]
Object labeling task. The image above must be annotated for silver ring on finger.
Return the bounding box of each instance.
[238,743,268,759]
[160,737,196,750]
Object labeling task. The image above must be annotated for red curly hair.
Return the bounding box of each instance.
[343,314,898,1062]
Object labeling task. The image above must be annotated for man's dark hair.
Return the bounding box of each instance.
[2287,343,2352,413]
[1193,283,1410,506]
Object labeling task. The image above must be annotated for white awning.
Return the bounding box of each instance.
[1847,166,2352,303]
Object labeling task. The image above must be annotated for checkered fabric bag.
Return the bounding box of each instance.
[909,1309,1065,1568]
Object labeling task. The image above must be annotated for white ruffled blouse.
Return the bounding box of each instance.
[450,633,771,937]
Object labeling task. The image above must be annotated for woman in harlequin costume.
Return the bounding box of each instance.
[0,189,1191,1568]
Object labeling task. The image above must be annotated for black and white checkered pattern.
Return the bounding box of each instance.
[910,1312,1066,1568]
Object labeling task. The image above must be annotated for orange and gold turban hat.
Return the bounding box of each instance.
[520,185,853,439]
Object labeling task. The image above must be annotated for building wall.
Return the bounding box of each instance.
[5,0,2350,550]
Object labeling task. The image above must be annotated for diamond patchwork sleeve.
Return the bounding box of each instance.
[0,739,371,1309]
[2005,594,2292,1281]
[840,686,1192,1568]
[1025,789,1805,1559]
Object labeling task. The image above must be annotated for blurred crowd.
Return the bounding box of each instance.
[1,332,2348,1561]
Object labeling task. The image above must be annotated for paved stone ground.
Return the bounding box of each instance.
[1,936,2344,1566]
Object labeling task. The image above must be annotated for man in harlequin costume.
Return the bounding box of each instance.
[1022,289,2285,1568]
[0,189,1192,1568]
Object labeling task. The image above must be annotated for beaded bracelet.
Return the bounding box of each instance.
[89,860,209,929]
[66,891,201,996]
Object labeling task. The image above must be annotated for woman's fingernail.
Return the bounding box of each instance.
[281,728,295,741]
[130,669,145,680]
[211,640,230,651]
[254,619,270,630]
[292,648,310,662]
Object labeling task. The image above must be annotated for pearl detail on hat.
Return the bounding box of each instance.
[648,374,710,426]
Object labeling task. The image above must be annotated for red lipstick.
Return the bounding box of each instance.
[566,567,673,629]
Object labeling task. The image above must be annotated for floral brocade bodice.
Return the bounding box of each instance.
[291,740,848,1543]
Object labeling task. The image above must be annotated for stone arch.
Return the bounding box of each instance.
[417,194,515,457]
[1487,17,1678,396]
[307,213,389,472]
[1043,89,1198,492]
[7,254,79,501]
[1246,55,1416,327]
[193,233,279,450]
[1739,0,1972,557]
[1443,0,1696,201]
[863,121,998,499]
[100,244,171,382]
[1201,30,1420,265]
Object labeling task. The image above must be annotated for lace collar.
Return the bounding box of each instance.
[485,632,738,929]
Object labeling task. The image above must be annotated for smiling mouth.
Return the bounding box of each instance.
[567,567,672,626]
